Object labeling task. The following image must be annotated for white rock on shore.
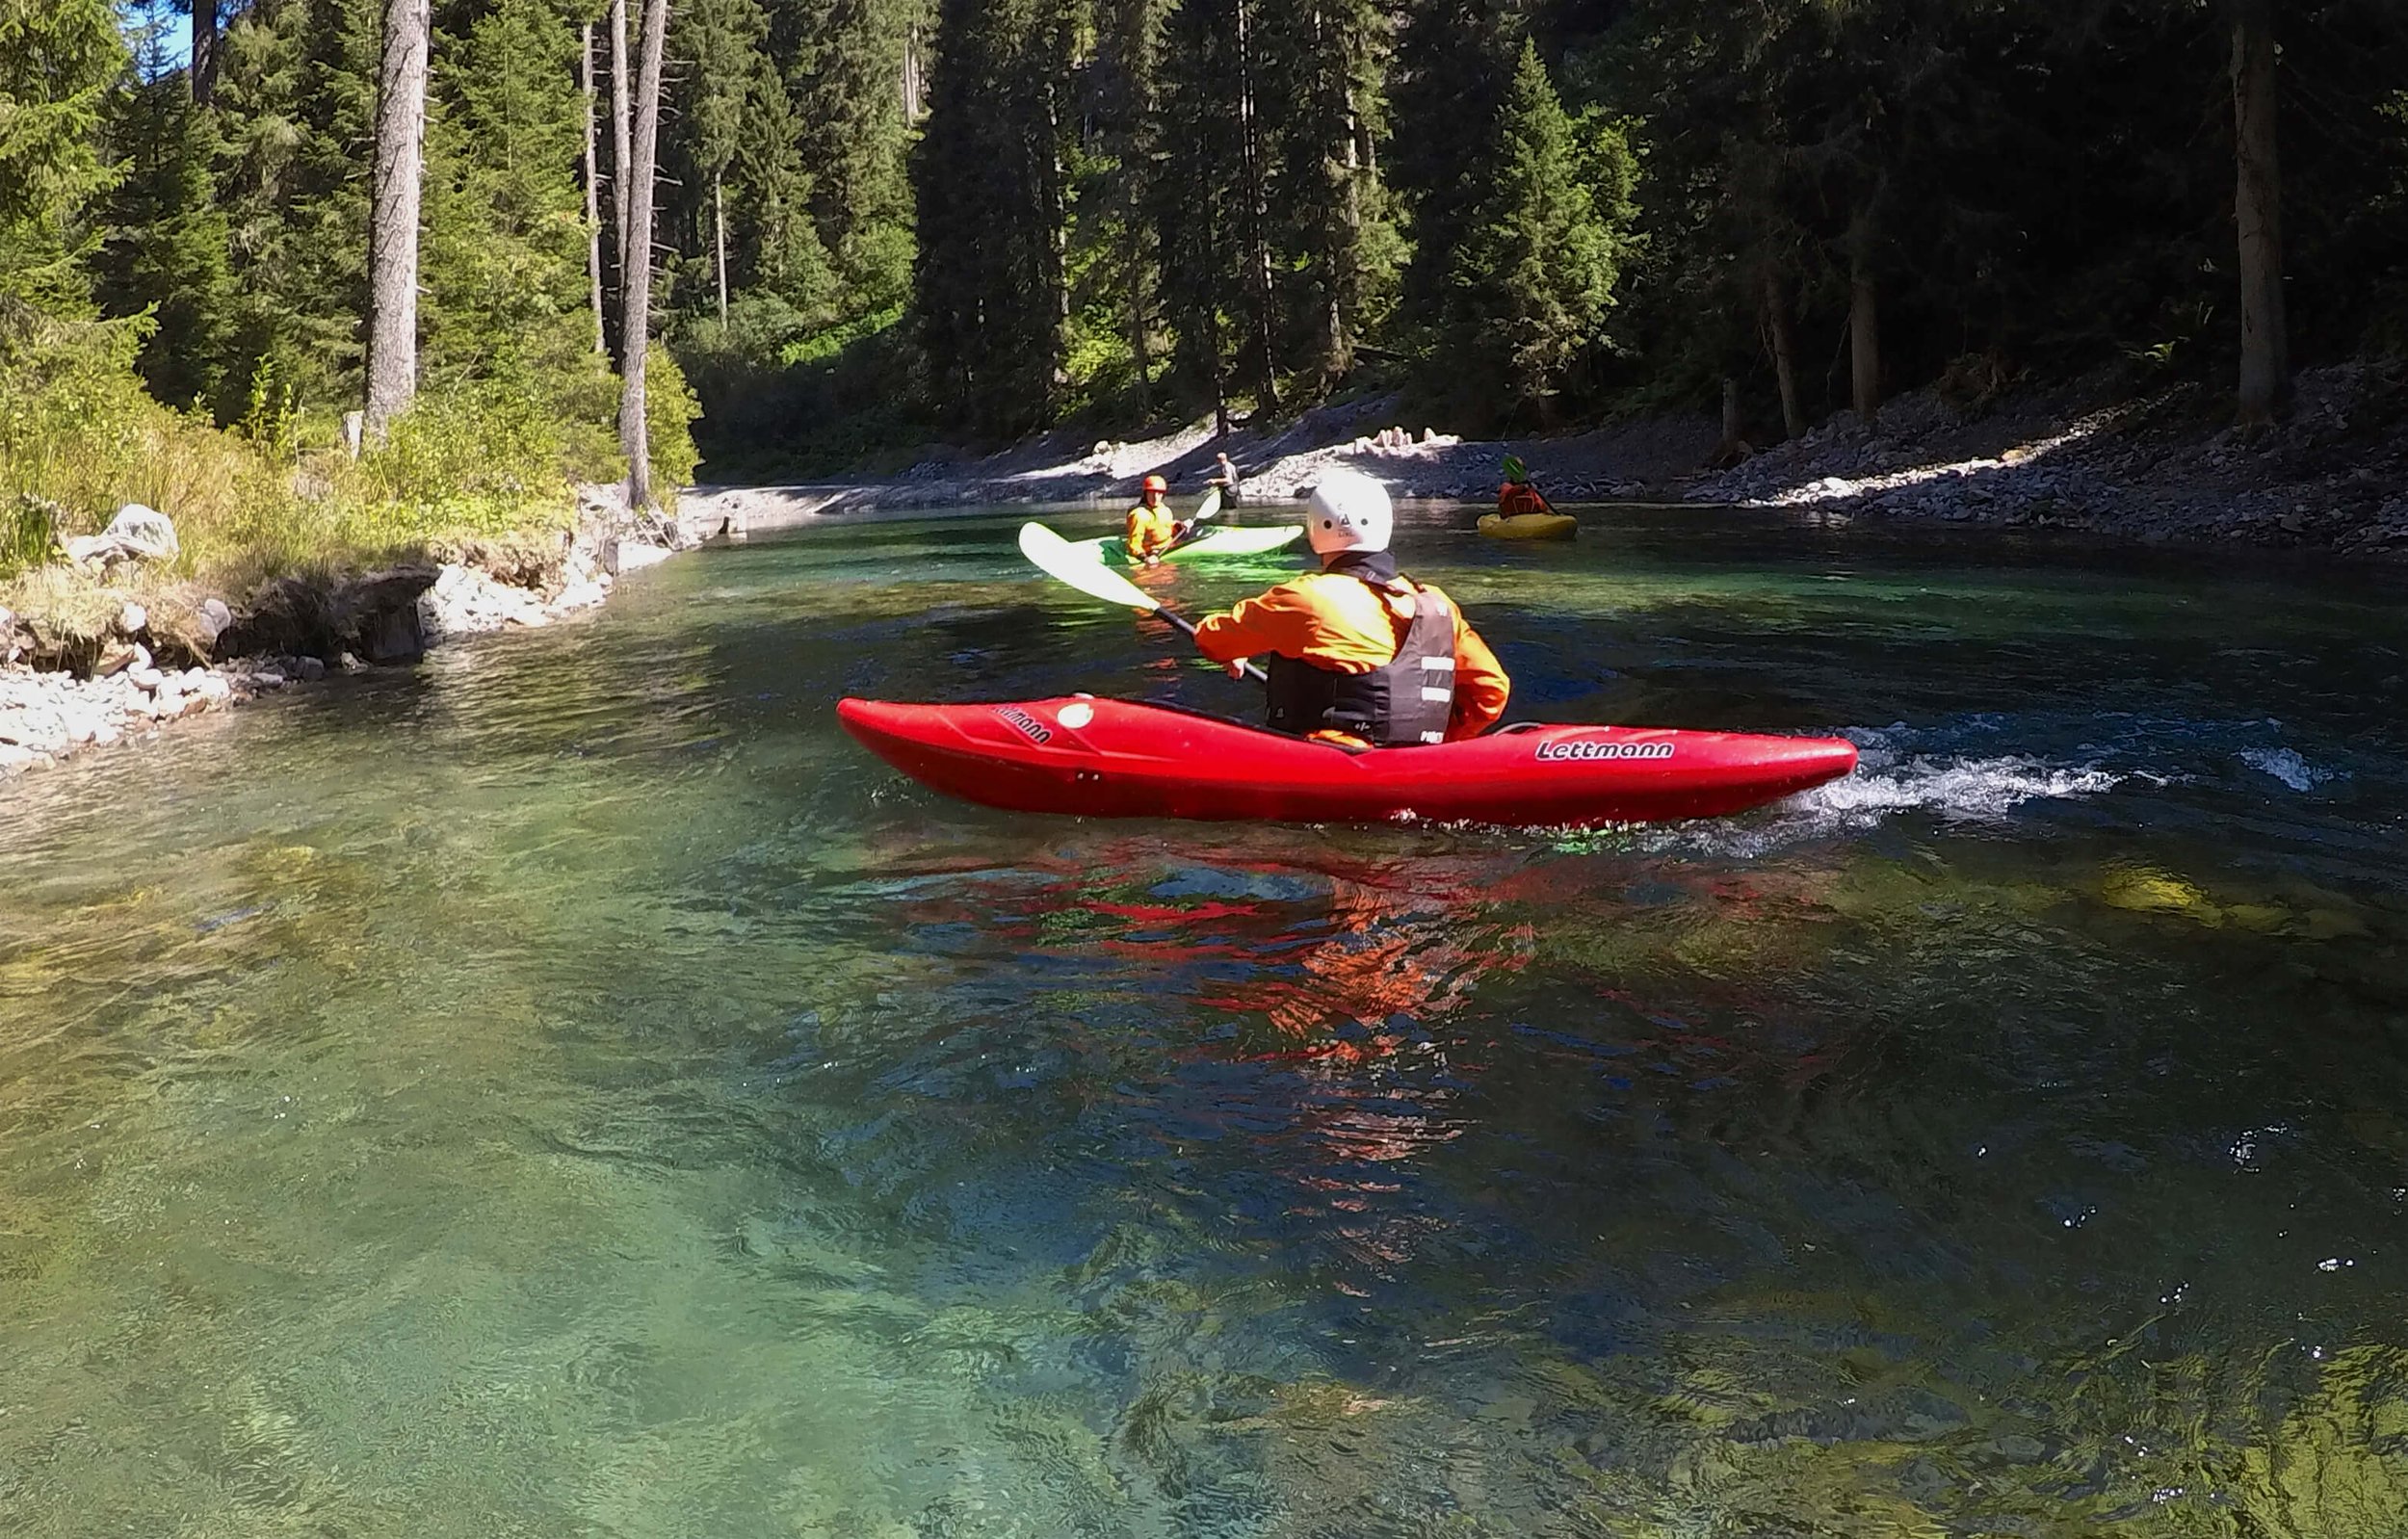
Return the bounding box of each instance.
[415,546,622,643]
[418,563,554,639]
[0,658,292,779]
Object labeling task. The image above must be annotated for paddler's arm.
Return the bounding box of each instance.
[1446,614,1510,740]
[1192,584,1318,675]
[1123,509,1147,560]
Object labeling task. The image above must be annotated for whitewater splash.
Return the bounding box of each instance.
[1794,753,2126,822]
[1554,715,2354,860]
[2238,744,2343,793]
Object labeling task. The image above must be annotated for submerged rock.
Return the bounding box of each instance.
[608,539,675,575]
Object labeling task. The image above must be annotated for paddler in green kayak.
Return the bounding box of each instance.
[1124,474,1182,565]
[1191,468,1511,748]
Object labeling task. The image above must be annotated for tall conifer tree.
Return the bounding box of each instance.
[911,0,1074,432]
[0,0,126,311]
[1261,0,1397,389]
[98,27,235,408]
[1444,39,1633,424]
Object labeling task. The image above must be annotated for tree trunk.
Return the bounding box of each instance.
[1848,231,1881,430]
[1720,377,1743,457]
[2231,0,2290,427]
[1327,72,1362,387]
[1763,264,1804,439]
[903,22,925,122]
[192,0,221,104]
[1208,306,1230,438]
[1232,0,1279,414]
[1311,1,1358,390]
[582,21,607,355]
[611,0,634,260]
[619,0,670,512]
[1127,253,1152,414]
[714,172,729,326]
[364,0,431,440]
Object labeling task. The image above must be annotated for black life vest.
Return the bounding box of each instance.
[1264,577,1458,746]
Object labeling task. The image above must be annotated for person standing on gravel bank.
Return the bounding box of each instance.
[1206,452,1244,509]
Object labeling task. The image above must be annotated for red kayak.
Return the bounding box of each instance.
[838,696,1858,827]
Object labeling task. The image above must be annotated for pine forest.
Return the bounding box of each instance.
[2,0,2404,578]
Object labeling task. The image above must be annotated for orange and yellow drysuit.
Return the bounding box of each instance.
[1125,499,1179,560]
[1192,568,1510,746]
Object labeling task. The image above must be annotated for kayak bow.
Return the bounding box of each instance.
[1075,525,1303,564]
[1479,511,1577,540]
[839,696,1857,827]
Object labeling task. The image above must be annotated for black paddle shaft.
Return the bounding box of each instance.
[1157,609,1268,684]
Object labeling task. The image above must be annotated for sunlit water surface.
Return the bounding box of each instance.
[5,505,2407,1537]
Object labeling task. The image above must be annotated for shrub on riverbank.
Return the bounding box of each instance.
[0,314,697,601]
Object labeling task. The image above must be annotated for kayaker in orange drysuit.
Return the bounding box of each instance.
[1192,468,1510,747]
[1124,474,1180,564]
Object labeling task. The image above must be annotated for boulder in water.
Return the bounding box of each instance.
[608,539,674,575]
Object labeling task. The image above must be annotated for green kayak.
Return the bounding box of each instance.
[1079,525,1303,564]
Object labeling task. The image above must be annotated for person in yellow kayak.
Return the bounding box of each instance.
[1124,473,1181,565]
[1192,468,1510,747]
[1497,454,1551,517]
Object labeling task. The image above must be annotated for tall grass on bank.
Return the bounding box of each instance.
[0,310,698,598]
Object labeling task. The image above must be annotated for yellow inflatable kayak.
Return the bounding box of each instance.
[1478,511,1577,540]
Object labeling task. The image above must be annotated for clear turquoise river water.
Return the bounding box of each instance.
[4,505,2406,1536]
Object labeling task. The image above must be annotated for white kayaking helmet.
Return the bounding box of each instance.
[1305,468,1393,556]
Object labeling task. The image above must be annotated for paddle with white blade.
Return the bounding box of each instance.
[1018,520,1268,683]
[1157,484,1223,557]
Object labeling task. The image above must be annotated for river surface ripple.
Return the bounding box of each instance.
[4,506,2406,1536]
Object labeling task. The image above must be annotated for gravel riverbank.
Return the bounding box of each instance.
[686,364,2408,561]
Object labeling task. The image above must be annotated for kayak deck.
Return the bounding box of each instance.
[838,696,1857,827]
[1075,526,1303,564]
[1479,511,1577,540]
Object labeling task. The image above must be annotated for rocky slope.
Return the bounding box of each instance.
[687,363,2408,561]
[1681,363,2408,555]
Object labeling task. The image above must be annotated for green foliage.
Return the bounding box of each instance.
[423,0,590,378]
[1441,41,1636,425]
[1426,43,1637,429]
[786,0,916,300]
[0,306,579,592]
[674,301,924,478]
[2,493,61,578]
[210,0,378,417]
[1387,0,1526,330]
[95,25,235,411]
[0,0,127,309]
[642,341,701,493]
[911,0,1076,433]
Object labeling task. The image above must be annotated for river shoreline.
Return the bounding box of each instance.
[684,362,2408,561]
[0,487,688,790]
[12,362,2402,792]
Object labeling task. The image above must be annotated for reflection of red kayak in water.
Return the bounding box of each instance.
[839,696,1858,827]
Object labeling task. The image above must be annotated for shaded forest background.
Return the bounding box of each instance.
[7,0,2407,518]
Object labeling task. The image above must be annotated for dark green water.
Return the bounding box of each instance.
[5,505,2407,1537]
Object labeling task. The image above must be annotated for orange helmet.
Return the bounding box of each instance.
[1141,474,1167,494]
